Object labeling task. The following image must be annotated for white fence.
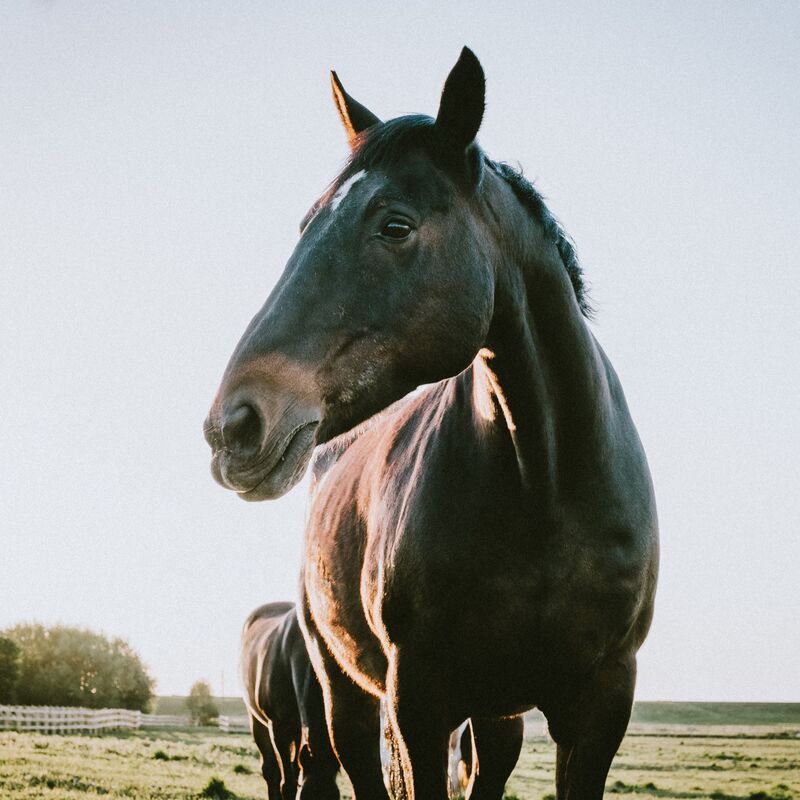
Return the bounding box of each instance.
[218,715,249,733]
[141,713,190,728]
[0,705,251,734]
[0,705,143,733]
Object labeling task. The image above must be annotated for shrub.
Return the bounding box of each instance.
[186,680,219,726]
[0,636,20,702]
[609,781,632,793]
[1,623,154,710]
[199,777,235,799]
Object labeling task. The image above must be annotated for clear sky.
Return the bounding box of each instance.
[1,1,798,701]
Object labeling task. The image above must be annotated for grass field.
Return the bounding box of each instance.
[1,713,798,800]
[151,698,800,728]
[628,704,800,727]
[153,696,250,718]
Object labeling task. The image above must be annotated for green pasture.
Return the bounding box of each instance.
[151,698,800,727]
[628,704,800,727]
[152,696,249,718]
[1,712,799,800]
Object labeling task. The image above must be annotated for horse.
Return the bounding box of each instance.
[206,47,659,800]
[241,602,340,800]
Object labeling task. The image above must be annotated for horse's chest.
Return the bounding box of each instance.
[378,516,648,687]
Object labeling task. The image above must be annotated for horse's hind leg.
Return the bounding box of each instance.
[548,655,636,800]
[251,716,282,800]
[465,716,524,800]
[270,726,300,800]
[298,737,340,800]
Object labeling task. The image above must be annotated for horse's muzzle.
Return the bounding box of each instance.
[204,399,320,501]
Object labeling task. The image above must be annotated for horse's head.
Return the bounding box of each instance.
[205,48,495,500]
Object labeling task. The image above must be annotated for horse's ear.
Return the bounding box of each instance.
[435,47,485,151]
[330,71,381,148]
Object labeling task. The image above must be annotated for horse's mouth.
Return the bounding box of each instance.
[239,420,320,501]
[215,420,320,501]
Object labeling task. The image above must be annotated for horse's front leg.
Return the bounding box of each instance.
[301,613,389,799]
[385,648,452,800]
[547,654,636,800]
[321,655,388,800]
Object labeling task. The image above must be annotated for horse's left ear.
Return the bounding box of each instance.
[435,47,485,152]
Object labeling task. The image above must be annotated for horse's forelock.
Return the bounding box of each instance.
[346,115,437,175]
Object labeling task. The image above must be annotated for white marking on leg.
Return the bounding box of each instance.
[329,170,367,211]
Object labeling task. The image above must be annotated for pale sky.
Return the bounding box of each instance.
[1,2,798,701]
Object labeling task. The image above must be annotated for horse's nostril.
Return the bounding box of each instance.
[221,404,262,452]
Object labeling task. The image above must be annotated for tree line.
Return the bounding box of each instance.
[0,623,154,712]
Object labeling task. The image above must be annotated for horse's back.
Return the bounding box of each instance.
[243,601,296,638]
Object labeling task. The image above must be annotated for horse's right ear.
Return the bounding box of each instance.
[435,47,485,152]
[330,71,381,149]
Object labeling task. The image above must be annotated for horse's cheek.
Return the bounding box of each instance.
[442,264,494,361]
[410,251,492,375]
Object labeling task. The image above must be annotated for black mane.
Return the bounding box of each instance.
[487,161,591,317]
[341,115,591,317]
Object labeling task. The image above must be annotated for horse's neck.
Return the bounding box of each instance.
[479,181,613,504]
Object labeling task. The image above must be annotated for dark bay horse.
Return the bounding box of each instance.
[207,48,658,800]
[241,603,339,800]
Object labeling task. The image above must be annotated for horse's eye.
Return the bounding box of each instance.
[380,219,413,241]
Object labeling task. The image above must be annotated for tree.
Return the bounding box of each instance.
[0,636,20,702]
[186,680,218,726]
[2,623,154,711]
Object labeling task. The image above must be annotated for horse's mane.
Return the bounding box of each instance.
[340,115,591,317]
[486,161,591,317]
